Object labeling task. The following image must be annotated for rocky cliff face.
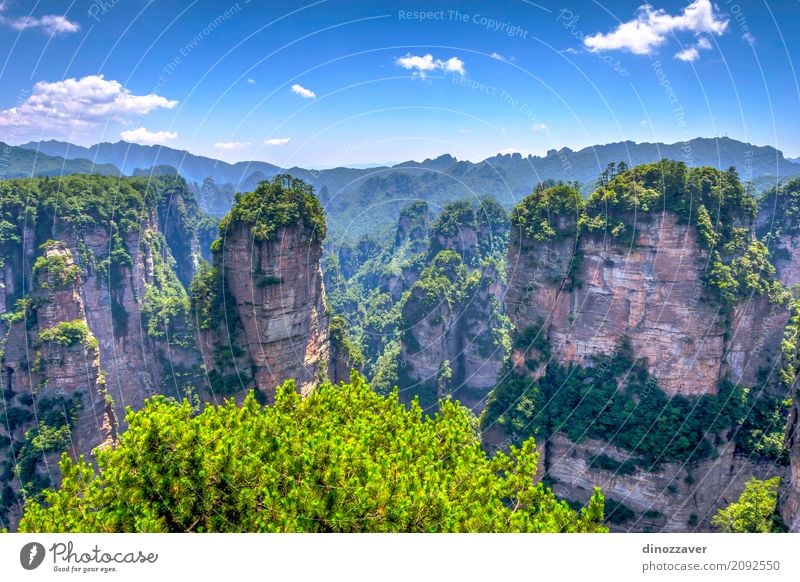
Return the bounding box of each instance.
[399,260,506,413]
[395,198,510,414]
[196,175,331,404]
[199,223,330,401]
[508,213,786,397]
[497,167,794,531]
[0,242,116,527]
[784,405,800,531]
[546,433,786,532]
[0,174,208,529]
[756,178,800,532]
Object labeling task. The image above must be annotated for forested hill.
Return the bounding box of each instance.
[10,136,800,237]
[0,142,121,179]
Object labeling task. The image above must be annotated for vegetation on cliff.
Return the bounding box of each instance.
[19,374,605,533]
[323,197,510,408]
[38,320,98,350]
[483,329,788,465]
[712,477,785,532]
[592,162,785,303]
[0,172,211,529]
[217,174,326,243]
[511,182,583,241]
[758,177,800,237]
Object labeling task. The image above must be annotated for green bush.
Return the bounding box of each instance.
[712,477,784,532]
[511,182,583,241]
[19,374,607,533]
[218,174,326,242]
[38,320,96,349]
[32,244,81,289]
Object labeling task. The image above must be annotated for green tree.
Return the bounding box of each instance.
[711,477,783,533]
[217,174,326,242]
[19,373,605,533]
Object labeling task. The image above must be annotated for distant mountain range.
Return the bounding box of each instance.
[7,137,800,238]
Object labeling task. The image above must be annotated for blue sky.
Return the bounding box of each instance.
[0,0,798,166]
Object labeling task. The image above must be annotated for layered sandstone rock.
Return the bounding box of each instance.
[509,214,787,397]
[0,177,207,530]
[0,243,116,527]
[400,261,506,413]
[504,205,791,531]
[756,196,800,532]
[546,433,787,532]
[206,223,330,400]
[198,178,331,403]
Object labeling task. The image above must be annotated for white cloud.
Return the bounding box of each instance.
[584,0,728,56]
[264,137,291,146]
[743,32,756,46]
[396,54,438,72]
[675,36,714,62]
[0,3,79,35]
[490,52,507,62]
[675,47,700,62]
[443,57,466,75]
[531,123,547,132]
[0,74,177,129]
[246,78,256,84]
[120,127,177,145]
[696,37,712,49]
[214,141,250,150]
[291,83,316,99]
[395,53,467,78]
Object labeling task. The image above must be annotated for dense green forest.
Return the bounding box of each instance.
[19,375,606,533]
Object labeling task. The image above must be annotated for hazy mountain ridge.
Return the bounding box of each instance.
[0,141,121,179]
[11,137,800,237]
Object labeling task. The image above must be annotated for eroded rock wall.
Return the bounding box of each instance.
[200,223,330,402]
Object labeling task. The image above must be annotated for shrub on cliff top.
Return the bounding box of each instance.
[19,373,605,533]
[581,161,756,245]
[431,200,476,238]
[511,182,583,241]
[218,174,326,243]
[757,177,800,237]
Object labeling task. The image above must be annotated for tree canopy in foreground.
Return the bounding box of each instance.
[711,477,785,533]
[19,373,605,533]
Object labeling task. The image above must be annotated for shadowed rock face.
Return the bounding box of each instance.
[202,223,330,402]
[504,210,791,531]
[399,263,506,414]
[756,196,800,533]
[546,433,787,532]
[784,405,800,532]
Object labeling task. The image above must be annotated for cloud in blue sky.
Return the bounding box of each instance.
[120,127,177,145]
[0,75,176,130]
[0,2,79,35]
[584,0,727,60]
[291,84,316,99]
[395,54,466,78]
[214,141,251,150]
